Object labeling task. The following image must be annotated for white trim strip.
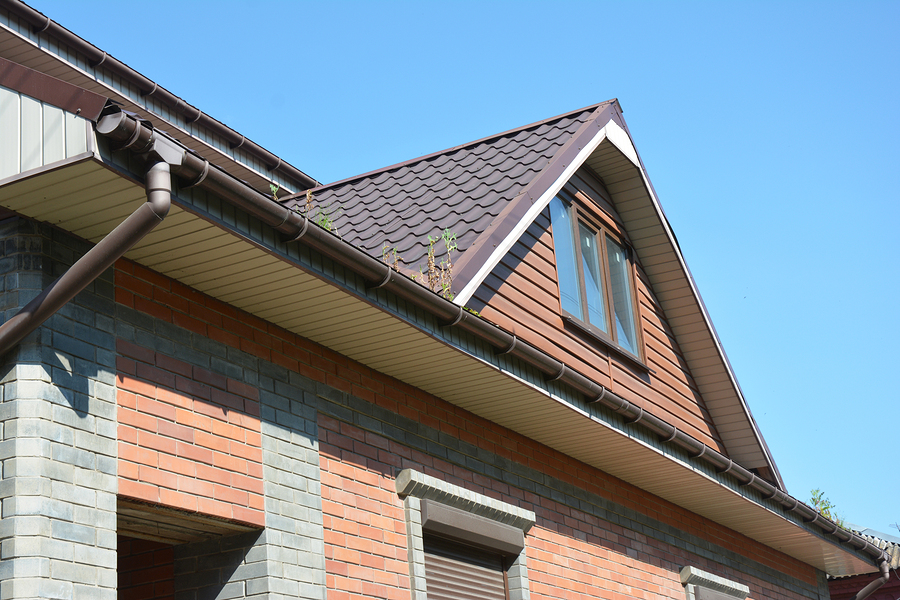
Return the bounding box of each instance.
[454,120,618,307]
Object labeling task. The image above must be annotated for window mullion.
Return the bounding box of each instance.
[570,204,590,323]
[597,231,617,343]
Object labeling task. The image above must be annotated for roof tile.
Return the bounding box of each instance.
[282,103,604,276]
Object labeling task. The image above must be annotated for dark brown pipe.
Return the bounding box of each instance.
[0,162,171,356]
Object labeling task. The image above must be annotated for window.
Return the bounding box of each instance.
[549,192,641,357]
[396,469,535,600]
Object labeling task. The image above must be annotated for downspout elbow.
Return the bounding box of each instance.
[850,558,890,600]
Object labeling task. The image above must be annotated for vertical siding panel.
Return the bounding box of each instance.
[65,113,87,157]
[0,87,21,179]
[42,103,65,164]
[20,95,42,171]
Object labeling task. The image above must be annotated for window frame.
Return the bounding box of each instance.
[395,469,535,600]
[550,187,645,364]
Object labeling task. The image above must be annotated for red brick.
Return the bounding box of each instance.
[158,488,198,513]
[136,396,177,422]
[192,399,227,421]
[155,386,192,410]
[159,453,195,477]
[118,408,157,433]
[134,296,172,323]
[174,375,211,400]
[192,367,227,391]
[208,325,240,348]
[213,452,247,475]
[173,311,207,336]
[231,506,265,527]
[195,463,230,486]
[155,353,192,378]
[115,271,154,299]
[197,497,232,521]
[229,472,263,495]
[152,287,190,314]
[174,408,212,432]
[118,425,138,445]
[117,459,140,480]
[116,339,155,364]
[114,287,134,308]
[116,356,137,376]
[157,420,194,443]
[213,484,248,506]
[137,431,178,456]
[226,379,259,401]
[116,389,137,409]
[119,442,158,468]
[194,430,230,454]
[119,479,159,503]
[210,388,243,412]
[175,441,213,465]
[177,475,215,498]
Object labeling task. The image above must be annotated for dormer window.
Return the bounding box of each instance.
[549,192,640,357]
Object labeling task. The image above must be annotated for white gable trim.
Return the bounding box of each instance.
[454,119,632,307]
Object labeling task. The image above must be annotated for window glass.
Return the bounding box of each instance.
[578,223,608,332]
[549,197,582,317]
[606,235,637,354]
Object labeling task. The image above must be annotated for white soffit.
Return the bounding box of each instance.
[0,159,869,577]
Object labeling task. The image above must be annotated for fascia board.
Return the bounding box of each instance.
[619,125,786,491]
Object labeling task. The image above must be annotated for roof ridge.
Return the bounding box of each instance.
[286,100,617,199]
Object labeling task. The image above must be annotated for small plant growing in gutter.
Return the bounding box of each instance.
[270,183,279,201]
[809,488,845,527]
[382,243,403,272]
[294,189,342,237]
[423,229,457,300]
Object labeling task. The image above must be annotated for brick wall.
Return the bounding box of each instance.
[113,257,822,600]
[115,338,264,526]
[1,218,118,600]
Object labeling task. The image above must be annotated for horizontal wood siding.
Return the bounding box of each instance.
[473,204,724,452]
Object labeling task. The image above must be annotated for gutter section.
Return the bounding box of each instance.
[95,111,890,573]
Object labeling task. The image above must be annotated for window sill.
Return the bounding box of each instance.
[562,314,654,375]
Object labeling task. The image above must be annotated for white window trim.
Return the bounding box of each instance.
[681,566,750,600]
[396,469,536,600]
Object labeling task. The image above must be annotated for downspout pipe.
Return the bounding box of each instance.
[850,559,891,600]
[94,112,889,571]
[0,161,171,356]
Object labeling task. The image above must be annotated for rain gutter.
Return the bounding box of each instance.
[95,111,891,572]
[0,0,317,190]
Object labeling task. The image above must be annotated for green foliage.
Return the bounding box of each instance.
[269,183,279,201]
[809,488,845,527]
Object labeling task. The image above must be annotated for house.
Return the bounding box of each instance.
[0,2,892,599]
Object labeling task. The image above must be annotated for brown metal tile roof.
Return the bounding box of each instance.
[280,102,612,276]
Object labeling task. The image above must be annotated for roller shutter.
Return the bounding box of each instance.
[423,535,507,600]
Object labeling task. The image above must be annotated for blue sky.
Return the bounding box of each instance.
[31,1,899,533]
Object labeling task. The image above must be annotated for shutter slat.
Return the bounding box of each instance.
[424,536,506,600]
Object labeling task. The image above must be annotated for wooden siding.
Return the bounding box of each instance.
[472,195,725,452]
